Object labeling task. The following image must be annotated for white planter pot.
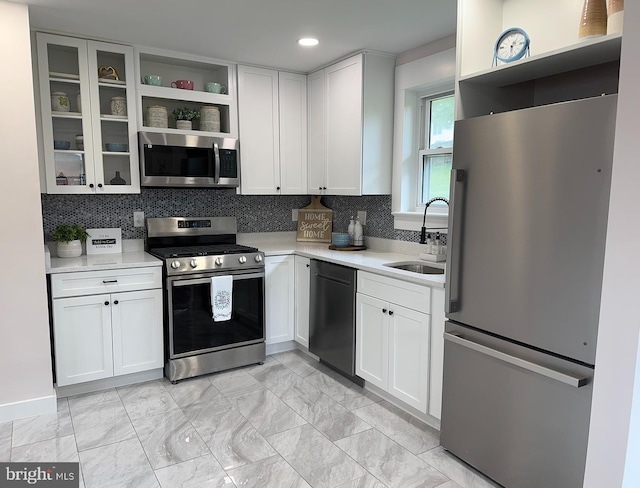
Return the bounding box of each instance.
[176,120,192,130]
[57,240,82,258]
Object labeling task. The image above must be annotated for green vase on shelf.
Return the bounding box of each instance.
[110,171,126,185]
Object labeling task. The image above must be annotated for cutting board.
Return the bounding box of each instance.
[296,196,332,243]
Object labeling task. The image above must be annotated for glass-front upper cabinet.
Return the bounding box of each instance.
[36,33,139,194]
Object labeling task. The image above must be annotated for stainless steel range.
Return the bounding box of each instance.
[147,216,265,383]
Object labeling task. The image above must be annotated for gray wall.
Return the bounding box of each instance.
[41,190,430,243]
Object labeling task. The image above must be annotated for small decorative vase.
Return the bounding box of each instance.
[579,0,608,40]
[200,106,221,132]
[176,120,192,130]
[110,171,126,185]
[76,93,82,112]
[608,0,624,34]
[110,96,127,116]
[147,105,168,128]
[57,240,82,258]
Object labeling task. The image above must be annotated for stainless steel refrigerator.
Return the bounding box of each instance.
[441,94,618,488]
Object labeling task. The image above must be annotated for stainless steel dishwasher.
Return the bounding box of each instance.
[309,259,361,384]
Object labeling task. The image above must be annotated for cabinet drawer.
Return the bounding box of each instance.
[357,271,430,313]
[51,267,162,298]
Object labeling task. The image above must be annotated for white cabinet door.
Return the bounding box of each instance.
[265,255,295,344]
[294,255,310,347]
[388,304,430,413]
[325,54,363,195]
[429,288,446,420]
[356,292,389,390]
[238,65,280,194]
[53,294,113,386]
[279,71,308,194]
[307,69,326,194]
[111,289,163,376]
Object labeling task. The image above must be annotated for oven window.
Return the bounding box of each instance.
[171,276,264,355]
[144,145,214,177]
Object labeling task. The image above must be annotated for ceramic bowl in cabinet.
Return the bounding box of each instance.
[53,140,71,150]
[105,143,128,152]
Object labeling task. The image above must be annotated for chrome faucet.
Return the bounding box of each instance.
[420,197,449,244]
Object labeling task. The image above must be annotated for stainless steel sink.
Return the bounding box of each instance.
[383,262,445,275]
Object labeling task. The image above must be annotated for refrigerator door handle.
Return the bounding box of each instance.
[443,332,588,388]
[445,169,466,313]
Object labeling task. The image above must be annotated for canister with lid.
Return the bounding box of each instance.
[200,105,220,132]
[110,96,127,116]
[51,92,70,112]
[147,105,168,128]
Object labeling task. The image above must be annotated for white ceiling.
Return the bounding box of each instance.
[17,0,457,72]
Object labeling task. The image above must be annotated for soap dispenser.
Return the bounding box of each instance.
[353,217,363,246]
[348,217,355,245]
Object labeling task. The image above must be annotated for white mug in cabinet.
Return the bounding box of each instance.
[200,106,220,132]
[147,105,168,128]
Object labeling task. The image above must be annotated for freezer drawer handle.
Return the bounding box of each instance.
[444,332,588,388]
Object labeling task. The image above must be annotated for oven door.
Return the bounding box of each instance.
[167,269,264,359]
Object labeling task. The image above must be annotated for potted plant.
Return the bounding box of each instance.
[53,224,89,258]
[172,107,200,130]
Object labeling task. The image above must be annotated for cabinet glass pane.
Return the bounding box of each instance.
[54,152,86,186]
[47,44,80,78]
[102,154,132,187]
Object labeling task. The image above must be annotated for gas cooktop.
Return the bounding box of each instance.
[149,244,258,259]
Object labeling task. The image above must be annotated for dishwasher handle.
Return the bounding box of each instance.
[313,272,353,287]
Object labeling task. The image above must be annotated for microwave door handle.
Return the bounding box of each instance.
[213,142,221,184]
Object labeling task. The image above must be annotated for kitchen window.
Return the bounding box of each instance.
[418,93,454,206]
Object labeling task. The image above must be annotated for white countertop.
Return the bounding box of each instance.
[47,251,162,274]
[238,236,446,288]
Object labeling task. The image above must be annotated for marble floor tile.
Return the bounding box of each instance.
[283,385,372,441]
[335,429,448,488]
[273,350,323,377]
[419,447,501,488]
[305,370,381,410]
[230,389,306,437]
[0,421,12,462]
[192,405,275,470]
[117,380,180,420]
[79,437,159,488]
[226,454,311,488]
[433,482,463,488]
[163,377,230,421]
[242,355,280,375]
[210,369,265,397]
[11,434,79,463]
[154,454,233,488]
[335,474,388,488]
[246,361,302,396]
[268,424,366,488]
[353,401,439,454]
[71,399,136,451]
[132,409,209,470]
[11,398,74,448]
[68,388,122,416]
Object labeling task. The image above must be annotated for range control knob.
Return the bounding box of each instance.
[238,256,247,264]
[254,254,263,263]
[215,257,223,266]
[190,259,198,268]
[170,260,181,269]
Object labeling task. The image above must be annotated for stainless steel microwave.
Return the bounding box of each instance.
[139,131,239,188]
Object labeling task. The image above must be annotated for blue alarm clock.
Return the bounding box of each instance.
[492,27,530,66]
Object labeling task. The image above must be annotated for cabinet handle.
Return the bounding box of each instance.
[113,300,119,305]
[98,183,103,188]
[104,301,109,306]
[306,264,310,268]
[389,310,394,316]
[89,183,94,188]
[382,308,387,314]
[102,280,118,284]
[318,186,323,190]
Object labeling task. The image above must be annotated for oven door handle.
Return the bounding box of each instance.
[172,273,264,287]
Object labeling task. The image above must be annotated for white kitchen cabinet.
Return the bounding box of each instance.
[265,255,295,344]
[429,288,446,420]
[50,267,163,387]
[456,0,622,119]
[307,52,394,195]
[356,271,432,413]
[135,46,238,138]
[294,255,310,347]
[238,66,307,195]
[36,33,140,194]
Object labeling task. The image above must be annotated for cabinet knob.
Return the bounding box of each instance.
[104,301,109,306]
[389,310,394,316]
[276,186,281,191]
[113,300,119,305]
[306,264,310,268]
[98,183,103,188]
[323,187,327,190]
[382,308,387,314]
[89,183,94,188]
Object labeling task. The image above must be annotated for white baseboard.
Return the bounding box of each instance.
[55,369,163,398]
[0,393,57,422]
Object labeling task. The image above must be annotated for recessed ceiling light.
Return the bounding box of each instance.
[298,38,319,47]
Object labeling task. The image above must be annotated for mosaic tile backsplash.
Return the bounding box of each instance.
[41,189,446,245]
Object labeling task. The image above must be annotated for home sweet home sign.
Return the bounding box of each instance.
[296,196,333,243]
